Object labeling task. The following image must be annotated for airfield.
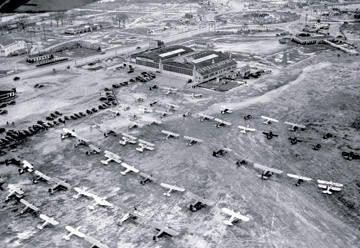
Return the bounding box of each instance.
[1,0,360,248]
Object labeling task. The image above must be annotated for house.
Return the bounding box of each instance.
[0,84,16,102]
[0,39,27,57]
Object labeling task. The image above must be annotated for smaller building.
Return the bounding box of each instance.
[0,84,16,102]
[292,32,335,45]
[65,23,102,35]
[0,39,27,57]
[26,53,54,63]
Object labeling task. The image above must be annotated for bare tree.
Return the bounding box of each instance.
[114,13,128,28]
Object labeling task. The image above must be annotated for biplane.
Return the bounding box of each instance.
[37,214,59,230]
[221,208,250,226]
[120,162,140,176]
[198,113,215,122]
[18,160,34,174]
[262,131,278,140]
[161,130,180,139]
[63,226,86,240]
[214,118,232,128]
[19,199,39,214]
[119,133,137,146]
[317,180,343,195]
[253,163,283,180]
[238,125,256,134]
[287,174,312,186]
[160,183,185,197]
[261,116,279,125]
[5,184,24,202]
[101,151,122,165]
[136,140,155,153]
[183,136,203,146]
[284,121,306,132]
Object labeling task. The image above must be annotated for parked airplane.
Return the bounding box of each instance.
[284,121,306,131]
[84,235,110,248]
[161,130,180,139]
[119,133,137,146]
[107,109,121,117]
[86,144,101,155]
[49,178,71,194]
[221,208,250,225]
[63,226,86,240]
[287,174,312,186]
[18,160,34,174]
[155,110,169,117]
[165,103,179,111]
[37,214,59,230]
[139,172,156,185]
[220,107,233,114]
[136,140,155,153]
[214,118,232,128]
[89,195,113,210]
[253,163,283,180]
[152,225,179,241]
[184,136,203,146]
[317,180,343,195]
[147,119,162,126]
[161,87,178,95]
[120,162,139,176]
[198,113,215,122]
[261,116,279,125]
[32,170,52,184]
[5,184,24,202]
[118,210,142,225]
[19,199,39,214]
[238,125,256,134]
[73,187,94,199]
[62,128,77,139]
[188,193,214,212]
[262,131,278,140]
[101,151,122,165]
[160,183,185,197]
[184,93,203,98]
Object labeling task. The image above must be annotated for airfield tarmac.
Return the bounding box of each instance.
[0,48,360,248]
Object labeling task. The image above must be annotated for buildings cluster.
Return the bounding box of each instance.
[0,39,27,57]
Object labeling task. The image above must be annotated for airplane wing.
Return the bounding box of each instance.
[84,235,109,248]
[317,180,343,188]
[253,163,283,174]
[287,173,312,181]
[284,121,306,129]
[160,183,185,192]
[161,130,180,138]
[183,136,203,143]
[64,226,86,239]
[39,214,59,225]
[222,208,249,222]
[120,162,140,174]
[214,118,232,126]
[19,199,39,212]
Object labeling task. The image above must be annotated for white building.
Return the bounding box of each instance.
[0,40,27,57]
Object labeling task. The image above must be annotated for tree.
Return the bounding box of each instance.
[114,13,128,28]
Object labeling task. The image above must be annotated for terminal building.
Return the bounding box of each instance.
[131,45,237,83]
[291,32,335,45]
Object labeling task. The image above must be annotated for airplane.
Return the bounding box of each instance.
[107,109,121,117]
[101,151,122,165]
[261,116,279,125]
[184,93,203,98]
[287,174,312,186]
[187,193,214,212]
[317,180,343,195]
[220,107,233,114]
[160,183,185,197]
[221,208,250,226]
[62,128,77,139]
[161,130,180,139]
[139,172,157,185]
[214,118,232,128]
[147,119,162,126]
[284,121,306,132]
[73,187,94,199]
[86,144,101,155]
[262,131,278,140]
[238,125,256,134]
[5,184,24,202]
[89,195,113,210]
[32,170,53,184]
[49,178,71,194]
[119,162,140,176]
[139,106,153,113]
[19,199,39,214]
[212,147,232,157]
[253,163,283,180]
[63,226,86,241]
[161,87,178,95]
[152,225,179,241]
[118,210,143,225]
[84,235,110,248]
[198,113,215,122]
[119,133,137,146]
[183,136,203,146]
[128,122,139,129]
[155,110,169,118]
[288,137,303,145]
[136,140,155,153]
[165,103,179,111]
[37,214,59,230]
[18,160,34,174]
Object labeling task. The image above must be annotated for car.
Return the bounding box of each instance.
[112,84,120,89]
[13,76,20,81]
[136,46,141,49]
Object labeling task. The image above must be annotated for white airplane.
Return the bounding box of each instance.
[153,225,179,241]
[198,113,215,122]
[183,136,203,146]
[220,107,233,114]
[161,86,178,95]
[136,140,155,153]
[160,183,185,197]
[184,93,203,98]
[63,226,86,240]
[317,180,343,195]
[120,162,140,176]
[139,172,157,185]
[214,118,232,128]
[89,195,113,210]
[5,184,24,202]
[155,110,169,117]
[119,133,137,146]
[287,174,312,186]
[147,119,162,126]
[165,103,179,111]
[161,130,180,139]
[107,109,121,117]
[139,106,153,113]
[18,160,34,174]
[118,210,142,225]
[19,199,39,214]
[284,121,306,131]
[253,163,283,180]
[261,116,279,125]
[128,122,139,129]
[86,144,101,155]
[73,187,94,199]
[33,170,53,184]
[101,151,122,165]
[238,125,256,134]
[62,128,77,139]
[84,235,110,248]
[49,178,71,194]
[37,214,60,230]
[221,208,250,226]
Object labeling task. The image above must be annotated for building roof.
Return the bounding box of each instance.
[0,83,16,92]
[133,45,194,62]
[293,33,335,41]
